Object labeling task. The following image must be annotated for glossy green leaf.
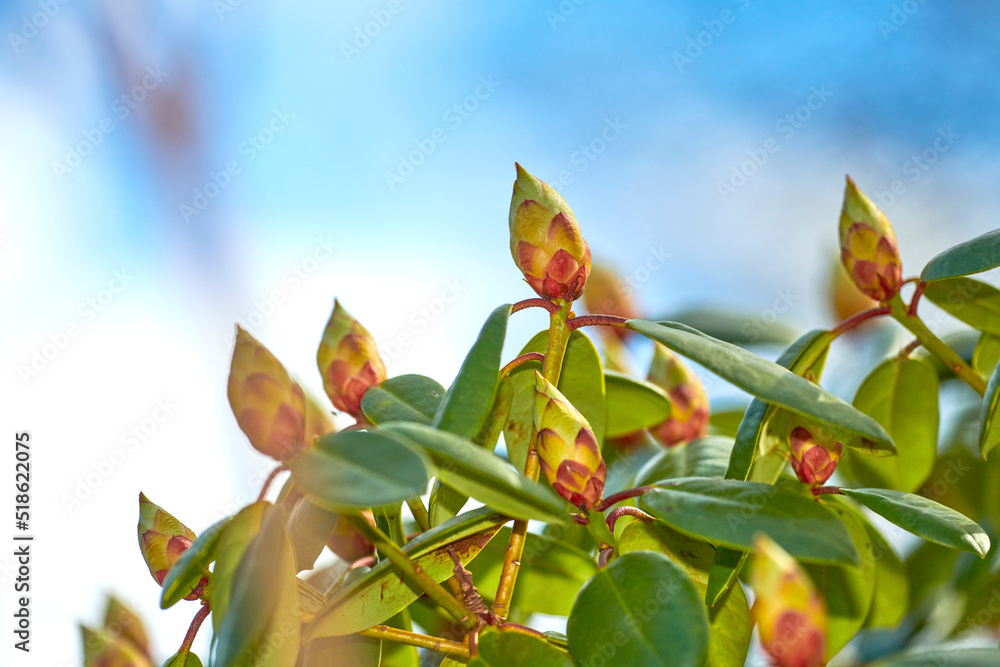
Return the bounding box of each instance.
[664,307,800,347]
[872,648,1000,666]
[567,551,710,667]
[981,359,1000,459]
[465,526,597,617]
[380,422,568,523]
[304,507,507,639]
[923,277,1000,335]
[802,498,875,659]
[857,510,908,629]
[215,505,300,667]
[162,651,204,667]
[920,228,1000,282]
[640,478,860,566]
[432,304,511,438]
[502,331,547,472]
[289,430,430,509]
[840,487,990,557]
[286,496,339,572]
[604,370,672,438]
[209,501,266,635]
[843,357,939,492]
[633,436,734,485]
[615,517,751,667]
[468,628,572,667]
[160,516,228,609]
[708,406,748,438]
[361,374,445,425]
[300,636,381,667]
[973,333,1000,377]
[627,320,895,455]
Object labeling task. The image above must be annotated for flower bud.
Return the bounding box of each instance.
[829,254,877,324]
[787,423,842,486]
[316,300,387,418]
[509,163,591,302]
[751,535,827,667]
[304,392,337,445]
[103,596,151,660]
[228,326,307,461]
[839,176,903,301]
[533,371,606,509]
[647,344,710,447]
[81,625,154,667]
[327,510,376,563]
[582,261,640,321]
[137,493,205,600]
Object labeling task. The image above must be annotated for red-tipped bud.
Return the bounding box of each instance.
[533,372,606,509]
[751,535,827,667]
[327,510,376,563]
[787,423,842,486]
[228,326,307,461]
[136,493,204,600]
[509,164,591,302]
[647,344,710,447]
[829,254,877,324]
[839,177,903,301]
[316,300,386,419]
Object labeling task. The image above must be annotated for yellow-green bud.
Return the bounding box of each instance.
[647,344,709,447]
[103,596,150,661]
[533,371,606,509]
[751,535,827,667]
[829,254,877,324]
[228,326,307,461]
[787,421,842,486]
[839,176,903,301]
[316,300,386,418]
[327,510,376,563]
[509,163,591,302]
[81,625,154,667]
[137,493,205,599]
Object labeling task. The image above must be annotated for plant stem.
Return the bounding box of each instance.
[566,313,629,331]
[810,486,844,497]
[178,604,210,654]
[359,625,470,658]
[499,352,545,380]
[382,505,407,546]
[343,514,478,631]
[908,281,927,317]
[830,306,890,339]
[406,497,430,533]
[593,485,655,512]
[255,465,287,503]
[888,295,986,396]
[492,299,573,621]
[584,509,615,550]
[511,298,559,314]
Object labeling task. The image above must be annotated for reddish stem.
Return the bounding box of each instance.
[899,338,922,359]
[499,352,545,380]
[908,281,928,317]
[810,486,844,497]
[597,546,615,570]
[256,465,288,503]
[511,298,559,315]
[594,485,655,512]
[498,623,549,640]
[605,506,654,533]
[830,306,890,338]
[566,314,629,332]
[178,604,210,654]
[570,512,590,525]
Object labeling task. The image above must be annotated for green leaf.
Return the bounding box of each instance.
[468,628,572,667]
[973,333,1000,377]
[300,637,381,667]
[615,518,751,667]
[981,359,1000,459]
[604,370,672,438]
[162,651,204,667]
[708,406,749,438]
[215,504,300,667]
[640,478,860,566]
[465,526,597,617]
[801,498,875,659]
[432,304,511,438]
[872,648,1000,666]
[289,430,430,509]
[840,487,991,557]
[304,507,507,639]
[361,374,446,425]
[923,277,1000,335]
[286,496,339,572]
[856,510,908,629]
[160,516,228,609]
[380,422,568,523]
[920,228,1000,282]
[567,551,710,667]
[628,320,895,455]
[633,436,734,485]
[209,501,267,635]
[843,357,939,492]
[664,307,800,347]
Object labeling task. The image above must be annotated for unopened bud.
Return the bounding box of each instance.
[137,493,205,600]
[81,625,154,667]
[327,510,376,563]
[839,176,903,301]
[787,423,842,486]
[316,300,386,419]
[647,344,709,447]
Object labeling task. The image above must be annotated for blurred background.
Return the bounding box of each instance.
[2,0,999,664]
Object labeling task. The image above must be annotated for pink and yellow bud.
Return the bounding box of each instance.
[137,493,205,600]
[228,326,307,461]
[316,300,386,418]
[509,163,591,303]
[751,535,827,667]
[647,344,710,447]
[81,625,154,667]
[787,423,842,486]
[839,176,903,302]
[582,262,640,321]
[829,254,878,324]
[327,510,376,563]
[533,372,606,509]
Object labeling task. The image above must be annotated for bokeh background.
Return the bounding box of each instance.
[2,0,999,664]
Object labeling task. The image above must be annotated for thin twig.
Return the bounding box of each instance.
[908,281,928,317]
[830,306,890,338]
[178,604,210,654]
[898,338,922,359]
[593,486,655,512]
[810,486,844,497]
[499,352,545,380]
[256,465,287,503]
[511,298,559,314]
[605,506,654,533]
[566,314,629,331]
[359,625,470,658]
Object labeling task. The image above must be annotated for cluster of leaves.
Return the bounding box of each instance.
[101,167,1000,667]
